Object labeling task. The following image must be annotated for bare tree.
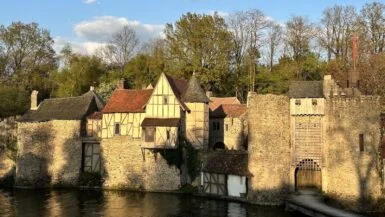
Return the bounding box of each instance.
[319,5,357,61]
[227,9,271,93]
[285,16,315,61]
[101,26,139,71]
[266,23,282,71]
[359,2,385,54]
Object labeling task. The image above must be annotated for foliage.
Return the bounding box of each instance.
[165,12,234,91]
[0,85,29,118]
[157,137,200,181]
[51,53,107,97]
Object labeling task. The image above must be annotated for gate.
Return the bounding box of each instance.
[295,159,321,190]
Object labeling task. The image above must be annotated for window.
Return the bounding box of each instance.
[166,129,170,140]
[163,96,168,105]
[212,121,220,131]
[145,127,155,142]
[83,143,101,172]
[225,124,229,132]
[312,99,317,106]
[295,99,301,105]
[114,123,120,135]
[359,134,364,152]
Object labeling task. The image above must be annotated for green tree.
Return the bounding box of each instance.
[52,50,107,97]
[165,12,234,92]
[0,22,56,91]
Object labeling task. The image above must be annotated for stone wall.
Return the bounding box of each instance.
[0,116,18,183]
[101,136,181,191]
[325,96,383,210]
[16,120,82,186]
[224,117,247,150]
[247,93,291,205]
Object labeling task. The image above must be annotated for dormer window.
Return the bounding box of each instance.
[163,96,168,105]
[295,99,301,106]
[114,123,121,135]
[312,99,317,106]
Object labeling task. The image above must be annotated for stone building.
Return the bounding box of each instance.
[95,73,209,190]
[209,97,247,150]
[16,88,104,186]
[247,75,383,210]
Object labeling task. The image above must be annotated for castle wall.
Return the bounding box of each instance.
[0,116,18,183]
[16,120,82,186]
[101,137,181,191]
[325,96,383,209]
[247,93,291,205]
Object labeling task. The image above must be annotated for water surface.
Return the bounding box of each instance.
[0,188,304,217]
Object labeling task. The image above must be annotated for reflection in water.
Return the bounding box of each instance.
[0,188,303,217]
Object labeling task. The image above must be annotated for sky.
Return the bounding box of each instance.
[0,0,377,55]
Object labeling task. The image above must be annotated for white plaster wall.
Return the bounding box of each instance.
[227,175,246,197]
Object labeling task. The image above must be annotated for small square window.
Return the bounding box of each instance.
[312,99,317,106]
[295,99,301,105]
[163,96,168,105]
[114,123,120,135]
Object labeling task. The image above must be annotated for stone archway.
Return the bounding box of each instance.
[295,159,322,191]
[213,142,225,150]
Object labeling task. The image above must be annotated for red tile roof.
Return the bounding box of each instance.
[102,89,153,113]
[210,104,247,118]
[209,97,241,110]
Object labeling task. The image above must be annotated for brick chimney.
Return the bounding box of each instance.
[31,90,40,110]
[206,91,212,98]
[117,79,124,89]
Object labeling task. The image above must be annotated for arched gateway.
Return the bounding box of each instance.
[295,159,322,190]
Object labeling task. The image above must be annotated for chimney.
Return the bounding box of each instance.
[31,90,40,110]
[117,79,124,89]
[206,91,212,99]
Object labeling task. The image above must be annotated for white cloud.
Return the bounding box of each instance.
[207,10,229,18]
[54,37,106,55]
[74,16,164,43]
[83,0,97,4]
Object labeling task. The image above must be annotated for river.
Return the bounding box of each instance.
[0,188,305,217]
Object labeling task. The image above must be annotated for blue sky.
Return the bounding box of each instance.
[0,0,376,54]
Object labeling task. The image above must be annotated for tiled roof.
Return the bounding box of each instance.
[19,90,104,122]
[165,74,188,99]
[209,97,241,110]
[202,151,251,176]
[88,111,102,120]
[141,118,180,127]
[164,74,190,111]
[210,104,247,118]
[182,76,209,103]
[102,89,153,113]
[288,81,324,98]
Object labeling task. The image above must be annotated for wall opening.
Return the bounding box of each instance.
[295,159,322,191]
[213,142,225,150]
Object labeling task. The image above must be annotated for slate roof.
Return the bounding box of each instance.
[182,76,209,103]
[288,81,324,98]
[102,89,153,113]
[141,118,180,127]
[202,151,251,176]
[19,91,104,122]
[210,104,247,118]
[165,74,188,99]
